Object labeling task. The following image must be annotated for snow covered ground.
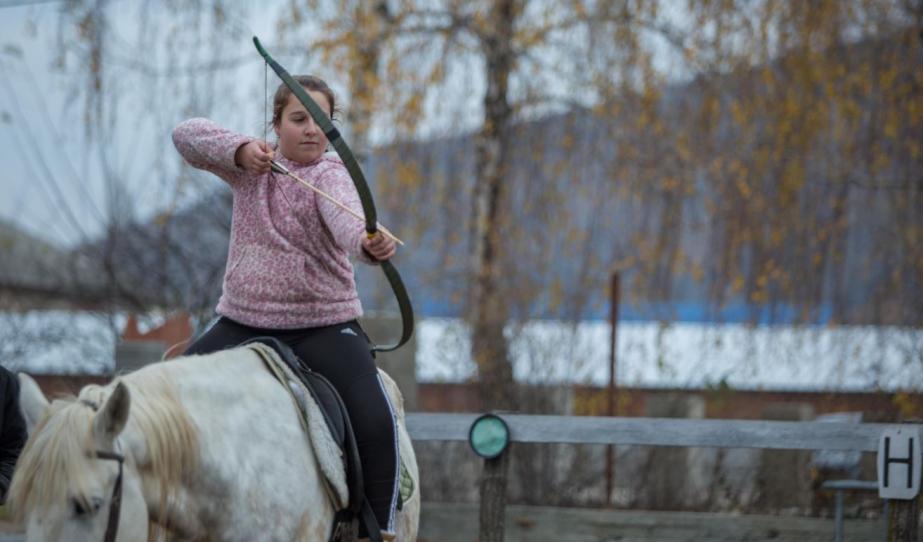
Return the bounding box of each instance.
[417,318,923,391]
[2,311,921,392]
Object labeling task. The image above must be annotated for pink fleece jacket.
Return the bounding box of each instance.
[172,118,374,329]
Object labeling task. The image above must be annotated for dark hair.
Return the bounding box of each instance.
[271,75,338,127]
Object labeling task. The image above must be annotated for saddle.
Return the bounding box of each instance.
[241,337,383,542]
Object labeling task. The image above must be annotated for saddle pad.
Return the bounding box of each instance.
[247,342,349,509]
[399,460,414,509]
[377,369,417,508]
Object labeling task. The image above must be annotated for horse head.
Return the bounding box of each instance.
[10,374,150,542]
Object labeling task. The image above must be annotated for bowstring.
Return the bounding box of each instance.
[263,60,268,148]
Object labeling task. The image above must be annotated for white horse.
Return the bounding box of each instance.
[8,346,420,541]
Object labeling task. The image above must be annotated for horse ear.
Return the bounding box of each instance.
[93,381,131,444]
[18,373,49,434]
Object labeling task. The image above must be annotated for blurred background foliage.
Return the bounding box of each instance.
[2,0,920,407]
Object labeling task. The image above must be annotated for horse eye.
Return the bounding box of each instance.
[72,496,104,517]
[72,498,87,517]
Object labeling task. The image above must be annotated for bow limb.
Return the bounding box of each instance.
[253,36,414,353]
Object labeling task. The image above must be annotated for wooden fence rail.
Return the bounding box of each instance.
[405,413,919,542]
[406,412,889,450]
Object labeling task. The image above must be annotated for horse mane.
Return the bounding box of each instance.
[8,367,200,529]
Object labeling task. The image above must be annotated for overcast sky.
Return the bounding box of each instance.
[0,3,78,244]
[0,1,318,247]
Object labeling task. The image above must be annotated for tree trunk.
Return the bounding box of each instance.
[346,2,390,164]
[470,0,518,413]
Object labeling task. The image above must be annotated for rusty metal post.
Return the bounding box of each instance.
[606,271,620,506]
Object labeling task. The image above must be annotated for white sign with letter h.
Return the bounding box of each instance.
[877,426,921,500]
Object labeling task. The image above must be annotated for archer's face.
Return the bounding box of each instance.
[273,90,332,164]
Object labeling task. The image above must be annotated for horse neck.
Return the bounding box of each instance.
[119,362,209,538]
[127,351,274,537]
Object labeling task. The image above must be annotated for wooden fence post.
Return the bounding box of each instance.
[479,449,510,542]
[888,498,920,542]
[469,413,512,541]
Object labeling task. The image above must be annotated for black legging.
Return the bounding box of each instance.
[184,316,399,534]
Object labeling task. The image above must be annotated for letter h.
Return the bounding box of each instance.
[883,436,914,489]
